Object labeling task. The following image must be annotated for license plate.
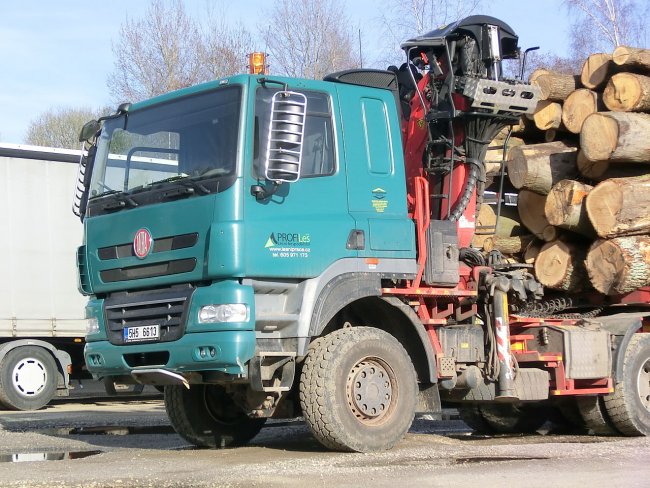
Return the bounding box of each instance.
[123,324,160,343]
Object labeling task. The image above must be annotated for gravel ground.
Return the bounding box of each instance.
[0,395,649,488]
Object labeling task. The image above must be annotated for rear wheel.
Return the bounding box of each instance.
[478,404,548,434]
[604,334,650,436]
[300,327,417,452]
[575,395,619,435]
[0,346,58,411]
[165,385,266,448]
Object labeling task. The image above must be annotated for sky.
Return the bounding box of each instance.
[0,0,573,145]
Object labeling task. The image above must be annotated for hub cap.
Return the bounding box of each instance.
[12,358,47,397]
[347,358,394,425]
[638,357,650,412]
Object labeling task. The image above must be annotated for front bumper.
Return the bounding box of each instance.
[85,329,256,378]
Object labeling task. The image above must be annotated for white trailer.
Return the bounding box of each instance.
[0,143,87,410]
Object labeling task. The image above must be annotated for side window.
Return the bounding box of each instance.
[254,88,335,178]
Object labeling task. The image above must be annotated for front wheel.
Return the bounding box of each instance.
[300,327,418,452]
[0,346,58,410]
[165,385,267,448]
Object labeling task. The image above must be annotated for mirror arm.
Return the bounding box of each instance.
[250,181,281,201]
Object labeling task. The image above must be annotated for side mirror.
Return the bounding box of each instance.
[264,91,307,183]
[79,119,101,142]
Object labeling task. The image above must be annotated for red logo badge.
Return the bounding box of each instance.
[133,228,153,259]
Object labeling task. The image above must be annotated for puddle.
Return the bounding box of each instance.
[454,456,548,464]
[0,450,102,463]
[38,425,176,436]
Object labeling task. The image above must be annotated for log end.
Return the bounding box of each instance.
[585,180,623,238]
[534,240,581,290]
[586,239,626,295]
[612,46,632,66]
[603,73,641,112]
[580,113,619,161]
[580,53,612,90]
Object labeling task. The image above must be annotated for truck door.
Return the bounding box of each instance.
[335,85,415,258]
[244,86,356,278]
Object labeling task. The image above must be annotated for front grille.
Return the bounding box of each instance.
[98,233,199,260]
[104,285,194,345]
[100,258,196,283]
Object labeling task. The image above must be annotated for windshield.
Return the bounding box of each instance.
[90,86,241,199]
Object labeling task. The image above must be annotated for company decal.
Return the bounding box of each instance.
[371,187,388,213]
[133,228,153,259]
[265,232,311,259]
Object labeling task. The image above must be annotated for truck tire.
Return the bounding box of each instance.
[0,346,58,411]
[299,327,417,452]
[477,404,548,434]
[603,333,650,436]
[575,395,619,435]
[458,405,496,434]
[164,385,266,448]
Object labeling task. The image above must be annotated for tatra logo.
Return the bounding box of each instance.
[133,228,153,259]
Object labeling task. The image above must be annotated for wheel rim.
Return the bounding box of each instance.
[637,356,650,412]
[12,358,48,397]
[346,357,395,425]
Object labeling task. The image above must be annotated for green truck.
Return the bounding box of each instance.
[76,16,650,452]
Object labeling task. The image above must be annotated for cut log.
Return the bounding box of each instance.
[533,73,580,101]
[586,236,650,295]
[561,89,603,134]
[533,100,563,130]
[577,150,650,180]
[517,189,559,242]
[529,68,551,85]
[585,174,650,238]
[524,240,543,264]
[534,240,589,292]
[580,53,614,90]
[603,72,650,112]
[612,46,650,72]
[484,135,525,174]
[472,203,524,248]
[544,179,595,237]
[581,112,650,162]
[507,141,578,194]
[483,235,535,255]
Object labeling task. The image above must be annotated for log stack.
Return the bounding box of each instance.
[477,46,650,296]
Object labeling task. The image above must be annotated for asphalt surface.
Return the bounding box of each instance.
[0,388,649,488]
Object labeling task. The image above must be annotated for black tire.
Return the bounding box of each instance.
[479,404,548,434]
[575,395,619,435]
[164,385,266,448]
[299,327,418,452]
[603,334,650,436]
[458,405,496,434]
[0,346,58,411]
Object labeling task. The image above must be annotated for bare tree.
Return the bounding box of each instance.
[25,107,109,150]
[564,0,649,60]
[378,0,483,66]
[261,0,359,79]
[108,0,254,103]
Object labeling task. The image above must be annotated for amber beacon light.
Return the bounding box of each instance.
[248,52,269,75]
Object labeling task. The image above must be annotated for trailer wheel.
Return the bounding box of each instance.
[458,405,496,434]
[478,404,548,434]
[164,385,266,448]
[575,395,619,435]
[299,327,417,452]
[603,334,650,436]
[0,346,58,411]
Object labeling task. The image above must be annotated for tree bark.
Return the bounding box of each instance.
[580,112,650,162]
[533,73,580,101]
[534,240,589,292]
[581,53,614,90]
[507,141,578,194]
[577,149,650,180]
[603,72,650,112]
[586,236,650,295]
[517,189,559,242]
[561,89,603,134]
[483,235,535,254]
[544,179,595,237]
[585,174,650,238]
[533,100,563,130]
[612,46,650,72]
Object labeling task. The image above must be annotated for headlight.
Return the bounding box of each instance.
[85,317,100,335]
[198,304,248,323]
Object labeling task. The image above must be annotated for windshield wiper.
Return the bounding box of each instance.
[101,193,138,211]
